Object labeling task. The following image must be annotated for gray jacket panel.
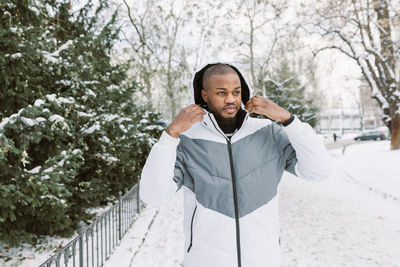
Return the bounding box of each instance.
[173,122,297,219]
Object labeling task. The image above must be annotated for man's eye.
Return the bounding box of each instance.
[233,91,241,95]
[217,92,225,95]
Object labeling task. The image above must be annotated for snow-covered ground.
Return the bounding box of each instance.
[0,202,115,267]
[104,140,400,267]
[280,141,400,267]
[2,141,398,267]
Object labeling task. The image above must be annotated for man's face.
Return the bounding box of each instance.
[201,73,242,123]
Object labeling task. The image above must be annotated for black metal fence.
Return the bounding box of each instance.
[39,183,144,267]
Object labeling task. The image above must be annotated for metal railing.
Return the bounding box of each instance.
[39,183,144,267]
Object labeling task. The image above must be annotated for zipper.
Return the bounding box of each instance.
[207,113,242,267]
[202,111,249,141]
[187,205,197,253]
[227,139,242,267]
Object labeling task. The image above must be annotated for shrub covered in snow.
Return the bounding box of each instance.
[0,0,162,245]
[262,60,318,127]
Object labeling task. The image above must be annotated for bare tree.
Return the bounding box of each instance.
[122,0,219,119]
[220,0,291,94]
[301,0,400,149]
[122,0,160,110]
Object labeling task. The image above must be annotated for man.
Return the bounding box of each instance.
[140,63,332,267]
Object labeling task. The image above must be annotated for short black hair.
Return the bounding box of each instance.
[202,64,238,90]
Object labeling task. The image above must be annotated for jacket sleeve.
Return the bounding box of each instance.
[279,116,332,181]
[139,131,185,207]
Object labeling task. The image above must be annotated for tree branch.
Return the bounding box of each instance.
[313,45,356,59]
[123,0,155,56]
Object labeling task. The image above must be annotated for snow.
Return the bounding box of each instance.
[143,125,164,131]
[86,89,96,97]
[27,166,41,174]
[0,118,10,130]
[77,111,93,117]
[72,149,82,155]
[103,114,119,122]
[107,85,119,91]
[83,81,100,85]
[100,136,111,143]
[104,141,400,267]
[46,94,57,103]
[0,236,72,267]
[83,122,100,134]
[48,114,65,122]
[43,167,54,173]
[6,2,16,9]
[34,99,45,107]
[9,53,23,59]
[56,80,72,87]
[41,40,74,64]
[44,95,75,105]
[40,194,66,204]
[0,108,28,130]
[57,97,74,104]
[41,53,58,64]
[119,124,128,133]
[332,142,400,199]
[4,141,399,267]
[107,156,119,162]
[359,60,390,110]
[9,27,21,34]
[96,153,119,163]
[280,142,400,267]
[57,159,65,167]
[20,117,38,127]
[36,117,46,123]
[103,195,183,267]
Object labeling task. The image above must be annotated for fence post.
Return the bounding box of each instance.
[137,182,140,212]
[118,191,122,242]
[78,221,85,267]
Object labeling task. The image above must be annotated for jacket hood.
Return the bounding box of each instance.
[192,62,252,110]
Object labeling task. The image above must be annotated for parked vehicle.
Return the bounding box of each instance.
[354,131,386,141]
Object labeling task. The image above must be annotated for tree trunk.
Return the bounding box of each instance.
[390,114,400,150]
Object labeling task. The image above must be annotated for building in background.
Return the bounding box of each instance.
[317,76,383,134]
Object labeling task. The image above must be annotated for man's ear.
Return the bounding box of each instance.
[201,89,208,103]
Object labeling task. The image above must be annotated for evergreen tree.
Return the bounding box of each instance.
[0,0,162,245]
[262,60,318,127]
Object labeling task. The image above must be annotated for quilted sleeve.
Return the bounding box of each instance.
[140,131,185,207]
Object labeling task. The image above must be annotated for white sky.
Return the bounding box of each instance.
[114,0,366,110]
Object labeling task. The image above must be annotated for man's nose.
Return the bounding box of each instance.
[225,93,235,103]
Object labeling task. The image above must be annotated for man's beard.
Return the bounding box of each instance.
[214,111,237,125]
[208,104,238,125]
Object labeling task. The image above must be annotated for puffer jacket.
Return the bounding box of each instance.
[140,63,332,267]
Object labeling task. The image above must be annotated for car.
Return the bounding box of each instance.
[354,131,386,141]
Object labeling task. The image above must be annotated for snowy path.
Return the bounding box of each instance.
[103,193,185,267]
[105,141,400,267]
[279,165,400,265]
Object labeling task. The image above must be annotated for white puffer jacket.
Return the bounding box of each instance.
[140,63,332,267]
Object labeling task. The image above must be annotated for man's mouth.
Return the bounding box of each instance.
[223,106,237,114]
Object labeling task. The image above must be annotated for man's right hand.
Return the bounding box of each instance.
[166,104,206,138]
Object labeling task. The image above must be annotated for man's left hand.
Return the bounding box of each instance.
[245,95,291,123]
